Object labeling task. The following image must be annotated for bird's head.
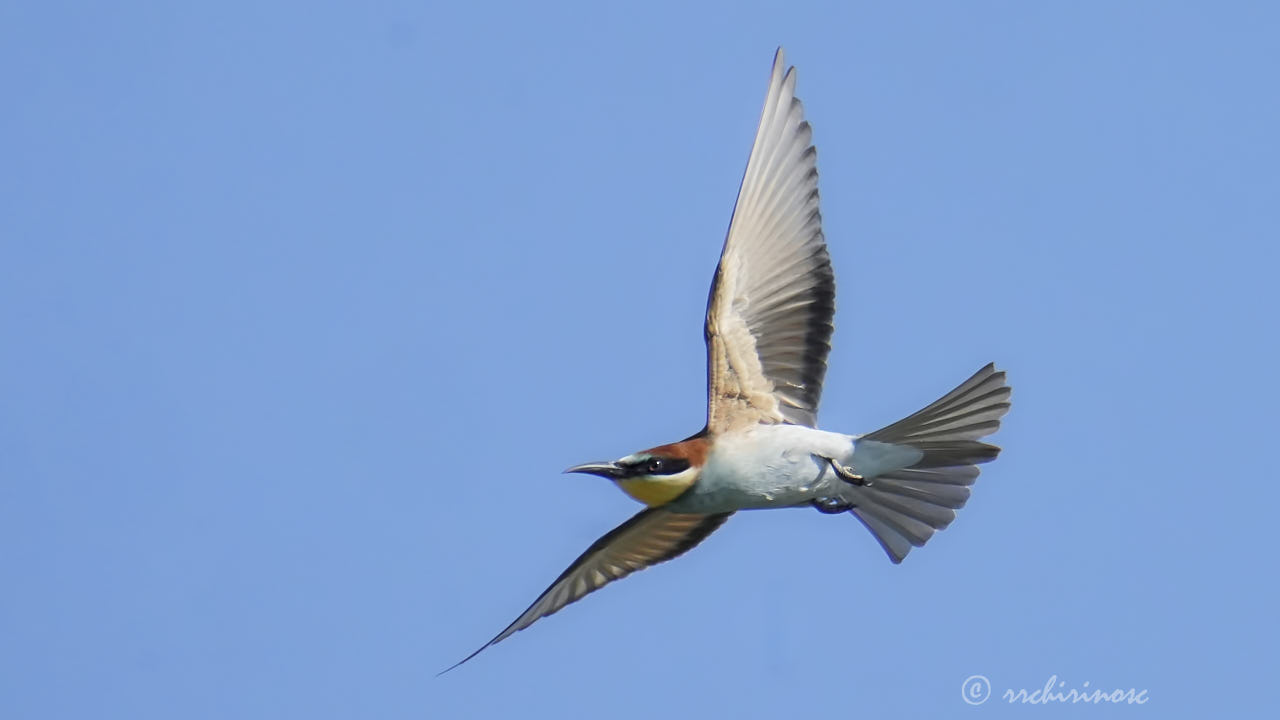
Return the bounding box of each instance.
[565,437,708,507]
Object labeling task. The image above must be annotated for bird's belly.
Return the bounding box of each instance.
[667,425,853,513]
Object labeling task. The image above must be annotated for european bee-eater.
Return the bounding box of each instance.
[447,48,1011,672]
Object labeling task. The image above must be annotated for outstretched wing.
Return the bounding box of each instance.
[706,47,835,433]
[443,508,732,672]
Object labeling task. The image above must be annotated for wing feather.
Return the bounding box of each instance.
[443,508,732,672]
[706,48,835,432]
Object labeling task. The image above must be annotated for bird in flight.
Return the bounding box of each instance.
[445,48,1011,672]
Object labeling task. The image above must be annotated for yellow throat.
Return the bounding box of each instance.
[617,474,696,506]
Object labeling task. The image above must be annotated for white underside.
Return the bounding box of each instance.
[666,424,922,514]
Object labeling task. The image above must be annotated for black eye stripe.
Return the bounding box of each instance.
[624,457,690,477]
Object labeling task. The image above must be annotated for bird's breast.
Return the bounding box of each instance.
[668,425,854,513]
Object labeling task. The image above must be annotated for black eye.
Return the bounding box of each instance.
[646,458,664,474]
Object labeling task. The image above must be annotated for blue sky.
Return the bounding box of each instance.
[3,1,1277,717]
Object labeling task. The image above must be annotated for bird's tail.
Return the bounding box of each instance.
[844,363,1011,563]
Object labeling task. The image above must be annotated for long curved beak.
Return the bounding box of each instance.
[563,461,625,479]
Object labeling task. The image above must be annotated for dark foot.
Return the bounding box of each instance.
[825,457,868,486]
[811,497,855,514]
